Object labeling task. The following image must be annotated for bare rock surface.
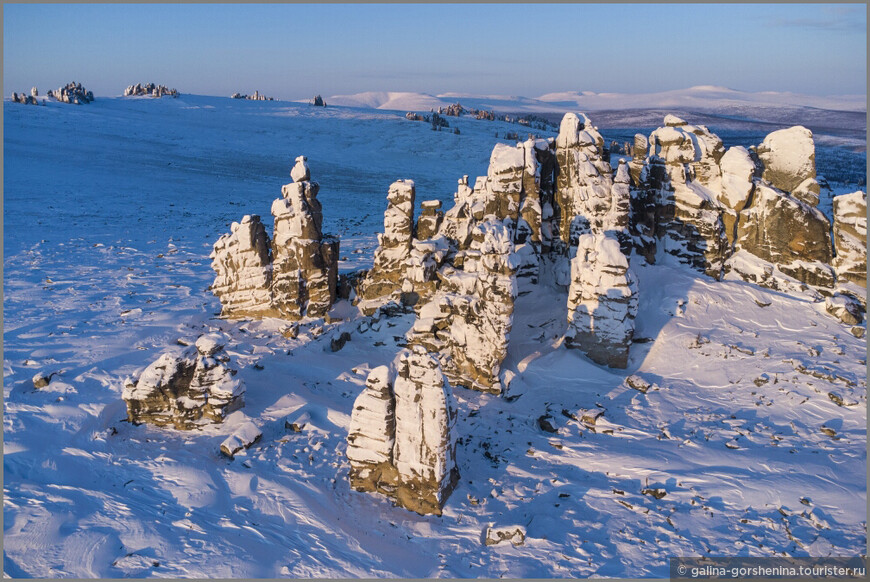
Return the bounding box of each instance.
[832,191,867,287]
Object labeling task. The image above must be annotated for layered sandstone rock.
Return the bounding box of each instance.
[357,180,416,312]
[565,233,638,368]
[210,215,273,318]
[407,220,517,393]
[122,334,245,429]
[832,191,867,287]
[210,157,339,320]
[734,184,834,288]
[346,350,458,516]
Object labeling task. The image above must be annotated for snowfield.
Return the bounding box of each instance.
[3,94,867,578]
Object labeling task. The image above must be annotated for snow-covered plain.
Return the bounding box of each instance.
[3,94,867,577]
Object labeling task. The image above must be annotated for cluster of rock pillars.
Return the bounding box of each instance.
[123,112,866,516]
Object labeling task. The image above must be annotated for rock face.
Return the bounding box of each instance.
[210,157,339,320]
[122,334,245,429]
[357,180,418,312]
[565,233,638,368]
[554,113,613,246]
[407,220,518,394]
[124,83,178,98]
[347,350,458,516]
[47,82,94,104]
[210,215,273,318]
[832,191,867,287]
[734,184,834,288]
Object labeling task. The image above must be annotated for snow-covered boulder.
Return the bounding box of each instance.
[734,184,834,288]
[210,158,339,320]
[123,333,245,429]
[290,155,310,183]
[357,180,416,313]
[210,215,274,318]
[346,351,458,516]
[832,191,867,287]
[416,200,444,240]
[220,421,262,458]
[826,293,864,326]
[565,233,638,368]
[717,146,758,245]
[757,126,816,197]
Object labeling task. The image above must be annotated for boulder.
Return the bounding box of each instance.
[826,293,864,326]
[210,215,274,318]
[565,233,638,368]
[122,333,245,429]
[757,126,816,195]
[832,191,867,287]
[220,422,262,458]
[416,200,444,240]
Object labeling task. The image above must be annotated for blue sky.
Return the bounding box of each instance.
[3,3,866,98]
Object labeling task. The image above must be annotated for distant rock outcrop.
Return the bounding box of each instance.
[832,191,867,287]
[210,156,339,320]
[312,95,326,107]
[11,90,40,105]
[122,334,245,429]
[347,349,458,516]
[47,82,94,104]
[231,91,273,101]
[124,83,178,98]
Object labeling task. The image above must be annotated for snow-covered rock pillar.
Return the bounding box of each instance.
[565,233,638,368]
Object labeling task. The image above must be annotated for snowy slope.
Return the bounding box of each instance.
[3,95,867,578]
[323,86,866,114]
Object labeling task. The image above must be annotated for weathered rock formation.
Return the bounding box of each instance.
[357,180,418,312]
[122,334,245,429]
[832,191,867,287]
[565,233,638,368]
[220,421,262,458]
[47,82,94,104]
[347,349,458,516]
[210,157,339,320]
[554,113,613,246]
[210,215,273,318]
[756,126,818,199]
[231,90,273,101]
[10,91,39,105]
[407,220,518,393]
[733,184,834,288]
[124,83,178,98]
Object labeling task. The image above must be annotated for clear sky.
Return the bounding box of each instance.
[3,3,867,99]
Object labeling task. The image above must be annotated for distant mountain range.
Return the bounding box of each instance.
[322,86,866,114]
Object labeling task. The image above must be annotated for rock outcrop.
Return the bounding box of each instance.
[231,91,273,101]
[357,180,417,313]
[832,191,867,287]
[47,82,94,104]
[407,220,518,394]
[210,215,273,318]
[10,91,39,105]
[347,350,458,516]
[756,126,817,198]
[124,83,178,98]
[122,334,245,429]
[565,233,638,368]
[554,113,613,246]
[210,157,339,320]
[733,184,834,288]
